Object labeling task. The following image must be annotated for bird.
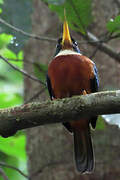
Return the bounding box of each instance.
[46,18,99,173]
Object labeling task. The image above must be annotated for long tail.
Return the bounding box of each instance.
[73,127,94,173]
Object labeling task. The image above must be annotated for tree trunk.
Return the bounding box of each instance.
[24,0,120,179]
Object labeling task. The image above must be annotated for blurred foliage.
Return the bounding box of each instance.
[0,33,12,49]
[47,0,93,34]
[0,16,26,180]
[0,0,33,53]
[0,134,26,161]
[0,0,3,13]
[0,32,26,179]
[0,151,25,180]
[96,116,105,130]
[0,0,31,179]
[0,33,23,108]
[107,15,120,33]
[0,37,26,180]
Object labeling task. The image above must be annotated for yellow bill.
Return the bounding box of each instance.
[62,20,72,45]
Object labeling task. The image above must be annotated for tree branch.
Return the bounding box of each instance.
[0,90,120,138]
[0,17,89,44]
[80,31,120,62]
[0,55,46,86]
[0,18,56,43]
[0,162,29,180]
[0,168,9,180]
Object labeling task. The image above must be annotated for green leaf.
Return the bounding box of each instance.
[107,15,120,33]
[0,33,13,49]
[17,51,24,60]
[33,62,48,82]
[0,92,23,108]
[0,156,21,180]
[0,135,26,160]
[0,8,2,13]
[0,136,27,180]
[96,116,105,130]
[49,0,93,34]
[1,48,17,59]
[0,0,3,4]
[10,58,23,69]
[0,60,23,84]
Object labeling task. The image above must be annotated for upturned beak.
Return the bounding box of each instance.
[62,20,72,46]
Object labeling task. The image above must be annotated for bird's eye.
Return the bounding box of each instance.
[56,44,59,48]
[72,42,78,49]
[54,42,62,56]
[72,40,81,53]
[57,38,62,45]
[56,43,61,48]
[74,41,77,46]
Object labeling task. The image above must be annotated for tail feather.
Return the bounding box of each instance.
[73,127,94,173]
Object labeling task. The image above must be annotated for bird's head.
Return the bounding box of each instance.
[55,20,80,56]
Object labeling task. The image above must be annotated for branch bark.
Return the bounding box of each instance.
[0,90,120,138]
[80,31,120,62]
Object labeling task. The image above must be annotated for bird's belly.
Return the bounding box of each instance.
[48,55,94,98]
[51,72,91,98]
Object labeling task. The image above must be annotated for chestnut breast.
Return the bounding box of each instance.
[48,54,95,98]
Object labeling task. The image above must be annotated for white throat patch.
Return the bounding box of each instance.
[55,50,82,57]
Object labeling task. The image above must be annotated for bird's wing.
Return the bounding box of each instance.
[90,64,99,93]
[90,64,99,129]
[46,74,55,100]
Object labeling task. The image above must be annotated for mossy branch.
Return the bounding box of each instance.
[0,90,120,138]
